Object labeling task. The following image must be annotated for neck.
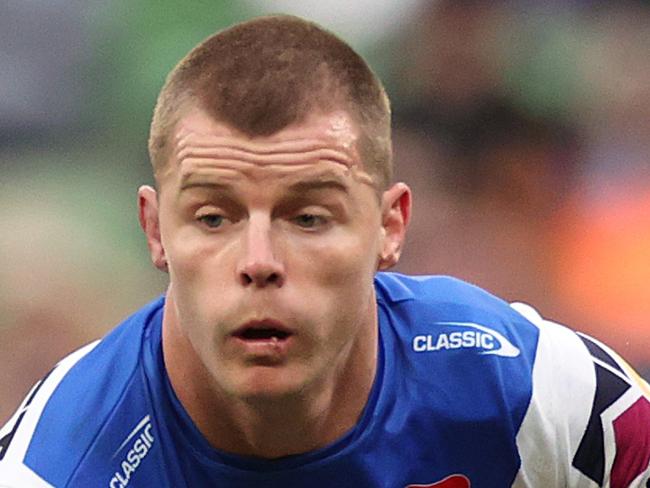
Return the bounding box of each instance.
[162,294,378,459]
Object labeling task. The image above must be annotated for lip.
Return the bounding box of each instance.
[230,319,295,361]
[232,319,293,339]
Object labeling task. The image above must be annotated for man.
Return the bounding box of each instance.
[0,14,648,488]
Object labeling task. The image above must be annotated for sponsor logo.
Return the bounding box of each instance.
[406,473,471,488]
[109,415,155,488]
[412,321,520,358]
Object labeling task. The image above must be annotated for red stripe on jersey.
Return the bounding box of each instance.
[611,396,650,488]
[407,474,471,488]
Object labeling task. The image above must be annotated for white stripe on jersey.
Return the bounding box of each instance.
[510,302,597,488]
[0,380,44,443]
[511,302,650,488]
[0,461,54,488]
[0,340,100,487]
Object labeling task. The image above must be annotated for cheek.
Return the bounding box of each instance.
[161,217,237,305]
[292,233,378,353]
[288,225,380,302]
[162,229,239,350]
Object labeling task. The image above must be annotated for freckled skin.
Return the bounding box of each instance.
[138,107,411,457]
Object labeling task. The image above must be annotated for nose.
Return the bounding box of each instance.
[236,216,285,288]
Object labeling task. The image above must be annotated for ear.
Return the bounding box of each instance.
[378,182,412,270]
[138,185,168,272]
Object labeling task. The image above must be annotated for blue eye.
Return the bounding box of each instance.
[198,214,224,228]
[294,214,325,228]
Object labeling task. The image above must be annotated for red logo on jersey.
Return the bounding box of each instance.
[407,473,471,488]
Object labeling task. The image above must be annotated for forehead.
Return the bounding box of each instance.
[177,108,360,152]
[158,108,376,191]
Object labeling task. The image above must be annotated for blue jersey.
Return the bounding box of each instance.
[1,274,649,487]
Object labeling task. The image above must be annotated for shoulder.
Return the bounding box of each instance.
[0,297,164,488]
[375,273,541,448]
[375,272,525,327]
[375,273,539,357]
[512,303,650,486]
[377,273,650,485]
[375,272,499,305]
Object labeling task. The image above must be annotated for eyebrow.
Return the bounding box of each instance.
[286,178,349,195]
[179,179,234,192]
[179,176,349,195]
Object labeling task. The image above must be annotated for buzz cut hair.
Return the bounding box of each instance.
[148,14,393,189]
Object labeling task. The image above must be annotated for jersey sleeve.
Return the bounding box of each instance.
[511,302,650,488]
[0,383,56,488]
[0,341,99,488]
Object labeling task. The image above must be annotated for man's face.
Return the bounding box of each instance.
[140,107,409,401]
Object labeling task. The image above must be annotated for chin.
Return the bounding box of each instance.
[228,366,308,402]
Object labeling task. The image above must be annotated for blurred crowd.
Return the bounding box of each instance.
[2,0,649,423]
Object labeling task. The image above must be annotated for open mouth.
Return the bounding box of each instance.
[233,320,293,342]
[237,328,291,341]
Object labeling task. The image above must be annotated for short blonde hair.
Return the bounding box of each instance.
[148,15,392,189]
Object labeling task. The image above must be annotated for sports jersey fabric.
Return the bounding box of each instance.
[1,273,649,487]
